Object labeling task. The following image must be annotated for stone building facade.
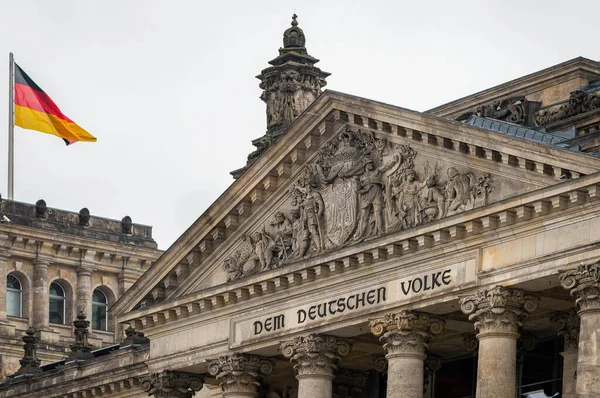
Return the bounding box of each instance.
[0,197,160,380]
[3,15,600,398]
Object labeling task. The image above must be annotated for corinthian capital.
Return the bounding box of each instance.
[460,286,539,337]
[369,310,445,357]
[207,353,274,395]
[550,308,580,351]
[560,261,600,312]
[281,333,352,378]
[139,371,204,398]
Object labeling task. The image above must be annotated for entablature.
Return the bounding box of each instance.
[118,169,600,336]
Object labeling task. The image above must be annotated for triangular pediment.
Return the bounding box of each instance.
[111,90,600,317]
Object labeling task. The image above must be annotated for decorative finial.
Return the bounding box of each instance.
[67,311,94,361]
[291,13,298,26]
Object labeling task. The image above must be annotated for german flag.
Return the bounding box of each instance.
[14,63,96,145]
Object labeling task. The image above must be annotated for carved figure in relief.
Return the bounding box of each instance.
[355,155,398,239]
[289,208,310,259]
[445,167,475,213]
[270,212,293,261]
[224,128,496,281]
[293,173,325,251]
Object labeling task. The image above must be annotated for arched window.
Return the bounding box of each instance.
[49,282,66,325]
[92,289,108,331]
[7,274,22,317]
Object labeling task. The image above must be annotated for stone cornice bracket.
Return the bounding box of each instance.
[139,371,204,398]
[207,353,274,395]
[369,310,445,358]
[560,261,600,313]
[281,333,352,379]
[459,286,539,339]
[550,308,580,351]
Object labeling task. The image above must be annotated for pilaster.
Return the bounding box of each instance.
[0,240,15,336]
[139,370,204,398]
[560,262,600,397]
[207,353,274,398]
[281,334,352,398]
[370,310,445,398]
[460,286,539,398]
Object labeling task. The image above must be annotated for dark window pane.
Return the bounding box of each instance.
[7,275,21,289]
[49,297,65,324]
[92,303,107,330]
[50,282,64,297]
[92,289,107,304]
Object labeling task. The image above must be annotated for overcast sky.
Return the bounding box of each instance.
[0,0,598,249]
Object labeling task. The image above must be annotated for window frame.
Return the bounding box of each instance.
[91,288,109,331]
[49,282,66,325]
[6,274,22,318]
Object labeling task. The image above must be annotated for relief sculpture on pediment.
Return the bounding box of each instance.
[223,127,494,281]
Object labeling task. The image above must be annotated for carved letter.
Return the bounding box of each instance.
[401,280,412,295]
[254,321,263,335]
[297,309,307,324]
[442,269,452,285]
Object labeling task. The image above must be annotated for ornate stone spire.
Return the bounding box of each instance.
[16,327,41,375]
[67,311,94,361]
[231,14,330,179]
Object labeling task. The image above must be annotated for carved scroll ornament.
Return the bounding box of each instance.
[224,128,495,281]
[536,90,600,125]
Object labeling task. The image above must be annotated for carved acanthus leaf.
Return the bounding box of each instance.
[370,310,445,356]
[207,353,274,394]
[549,309,579,351]
[281,334,352,377]
[460,286,539,335]
[139,371,204,398]
[560,261,600,312]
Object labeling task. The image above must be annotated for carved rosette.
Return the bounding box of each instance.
[369,310,445,358]
[207,353,274,395]
[139,371,204,398]
[333,368,368,398]
[281,334,352,379]
[560,262,600,313]
[550,308,580,351]
[460,286,539,338]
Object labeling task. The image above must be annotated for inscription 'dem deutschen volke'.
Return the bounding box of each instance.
[252,268,452,336]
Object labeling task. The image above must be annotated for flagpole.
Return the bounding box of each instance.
[7,52,14,200]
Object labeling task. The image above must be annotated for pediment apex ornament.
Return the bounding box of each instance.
[225,127,494,281]
[460,286,539,335]
[560,261,600,312]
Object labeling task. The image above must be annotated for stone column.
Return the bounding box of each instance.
[139,370,204,398]
[560,262,600,397]
[550,308,579,398]
[370,310,445,398]
[281,334,352,398]
[32,258,50,331]
[76,267,93,317]
[207,353,274,398]
[460,286,539,398]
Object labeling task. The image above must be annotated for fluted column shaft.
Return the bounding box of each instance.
[32,259,50,330]
[207,353,274,398]
[460,286,539,398]
[560,262,600,397]
[370,311,445,398]
[281,334,351,398]
[550,309,579,398]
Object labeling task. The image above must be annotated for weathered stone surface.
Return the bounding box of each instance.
[139,370,204,398]
[207,353,274,397]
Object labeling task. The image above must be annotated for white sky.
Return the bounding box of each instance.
[0,0,598,249]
